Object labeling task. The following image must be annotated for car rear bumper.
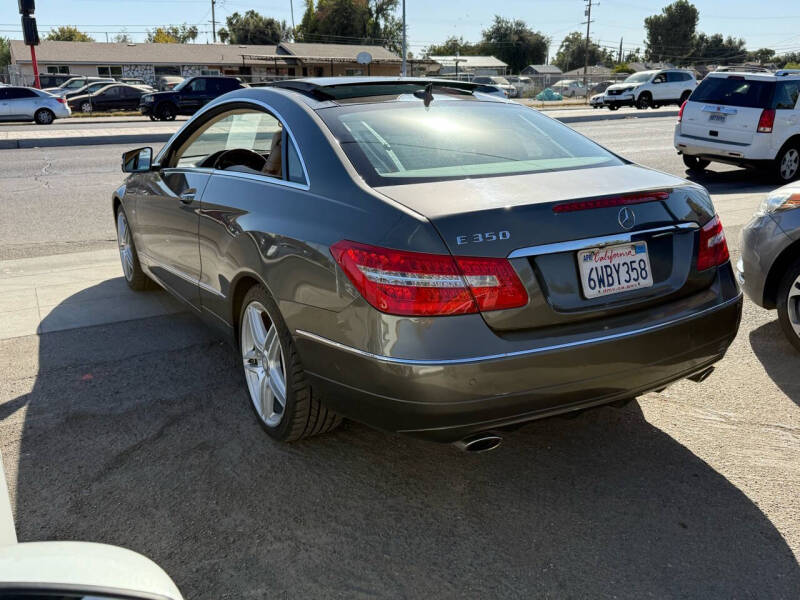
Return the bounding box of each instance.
[739,213,796,308]
[674,126,776,164]
[296,280,742,442]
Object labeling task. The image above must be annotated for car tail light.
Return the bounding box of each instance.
[552,190,670,213]
[330,241,528,316]
[678,100,687,123]
[757,109,775,133]
[55,97,66,104]
[696,215,729,271]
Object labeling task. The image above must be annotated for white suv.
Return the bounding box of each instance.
[604,69,697,110]
[674,71,800,182]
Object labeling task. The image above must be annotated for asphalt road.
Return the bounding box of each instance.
[0,117,798,598]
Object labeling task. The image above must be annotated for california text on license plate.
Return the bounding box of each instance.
[578,242,653,299]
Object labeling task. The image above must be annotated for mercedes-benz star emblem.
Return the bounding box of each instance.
[618,207,636,230]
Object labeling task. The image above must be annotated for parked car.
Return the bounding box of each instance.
[506,75,534,95]
[156,75,185,91]
[474,84,510,99]
[140,76,244,121]
[0,86,70,124]
[589,93,606,108]
[738,183,800,351]
[64,80,153,101]
[37,73,74,88]
[69,83,150,113]
[0,448,185,599]
[675,71,800,182]
[551,79,587,98]
[43,76,114,97]
[472,76,517,98]
[120,77,149,86]
[589,79,616,95]
[604,69,697,110]
[113,77,741,449]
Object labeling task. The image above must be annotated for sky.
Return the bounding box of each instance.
[2,0,800,59]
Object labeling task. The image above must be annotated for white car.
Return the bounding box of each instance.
[0,86,71,124]
[551,79,587,98]
[604,69,697,110]
[472,76,517,98]
[675,70,800,182]
[589,93,605,108]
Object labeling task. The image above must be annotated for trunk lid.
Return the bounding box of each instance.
[375,164,718,332]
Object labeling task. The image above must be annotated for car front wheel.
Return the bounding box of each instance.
[636,93,652,109]
[239,285,342,442]
[116,207,152,290]
[777,257,800,352]
[80,101,92,113]
[683,155,711,171]
[156,103,176,121]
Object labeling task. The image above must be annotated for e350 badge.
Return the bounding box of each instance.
[456,230,511,245]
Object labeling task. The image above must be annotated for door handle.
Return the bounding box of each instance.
[179,188,197,204]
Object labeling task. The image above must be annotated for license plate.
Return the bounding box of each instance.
[578,242,653,299]
[709,113,726,123]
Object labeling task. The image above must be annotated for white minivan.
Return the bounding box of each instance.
[674,71,800,182]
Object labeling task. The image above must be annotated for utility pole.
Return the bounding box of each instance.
[211,0,217,43]
[401,0,407,76]
[290,0,296,32]
[582,0,595,89]
[619,37,623,63]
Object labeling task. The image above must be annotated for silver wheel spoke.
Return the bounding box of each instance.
[246,305,267,349]
[789,276,800,336]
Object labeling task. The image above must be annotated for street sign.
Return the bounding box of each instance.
[356,52,373,65]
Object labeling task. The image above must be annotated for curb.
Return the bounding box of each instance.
[0,109,679,150]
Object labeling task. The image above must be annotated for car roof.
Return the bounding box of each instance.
[270,77,484,101]
[705,71,797,81]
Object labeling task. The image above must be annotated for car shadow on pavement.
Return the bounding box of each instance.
[684,167,777,197]
[749,320,800,405]
[4,280,800,599]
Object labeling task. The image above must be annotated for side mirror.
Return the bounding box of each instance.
[0,541,184,599]
[122,147,153,173]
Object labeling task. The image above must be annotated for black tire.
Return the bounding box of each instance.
[608,104,619,111]
[683,155,711,171]
[148,114,157,121]
[80,101,92,113]
[115,206,153,291]
[777,257,800,353]
[652,103,660,109]
[239,284,342,442]
[156,103,176,121]
[679,90,691,104]
[636,92,652,109]
[773,143,800,183]
[34,108,55,125]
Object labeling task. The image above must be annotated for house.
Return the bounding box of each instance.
[561,65,613,79]
[520,64,562,85]
[628,61,673,72]
[428,55,508,77]
[7,40,407,86]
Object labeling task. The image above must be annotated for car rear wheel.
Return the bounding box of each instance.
[636,93,652,109]
[34,108,55,125]
[683,155,711,171]
[679,90,692,104]
[777,258,800,352]
[239,285,342,442]
[116,207,152,291]
[157,103,176,121]
[80,101,92,113]
[774,144,800,183]
[607,105,619,111]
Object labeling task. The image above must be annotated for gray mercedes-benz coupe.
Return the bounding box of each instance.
[113,77,742,448]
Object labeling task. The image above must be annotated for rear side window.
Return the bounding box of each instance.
[5,88,37,99]
[692,77,774,108]
[774,81,800,110]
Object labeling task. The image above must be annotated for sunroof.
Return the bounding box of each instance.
[272,79,476,101]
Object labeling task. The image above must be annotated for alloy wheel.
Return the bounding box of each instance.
[241,301,287,428]
[787,273,800,339]
[116,211,134,281]
[36,110,53,124]
[780,148,799,181]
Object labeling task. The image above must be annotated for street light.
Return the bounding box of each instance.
[401,0,406,77]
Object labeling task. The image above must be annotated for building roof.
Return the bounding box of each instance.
[523,64,562,74]
[628,61,672,72]
[429,55,508,69]
[561,65,613,77]
[9,40,398,66]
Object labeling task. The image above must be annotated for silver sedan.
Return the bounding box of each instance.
[0,86,71,124]
[739,183,800,351]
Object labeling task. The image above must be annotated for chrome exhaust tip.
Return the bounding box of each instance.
[453,432,503,453]
[687,366,715,383]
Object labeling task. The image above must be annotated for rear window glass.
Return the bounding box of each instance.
[320,100,624,186]
[692,77,775,108]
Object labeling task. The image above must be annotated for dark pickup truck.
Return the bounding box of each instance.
[139,76,243,121]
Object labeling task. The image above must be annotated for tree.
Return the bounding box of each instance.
[145,24,198,44]
[0,38,10,70]
[748,47,776,65]
[112,30,133,44]
[424,36,479,57]
[480,16,549,73]
[46,26,94,42]
[644,0,698,62]
[613,63,633,74]
[295,0,403,53]
[554,31,612,72]
[218,10,292,44]
[688,33,746,65]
